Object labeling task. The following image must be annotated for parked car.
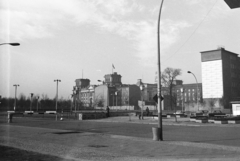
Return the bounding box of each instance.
[209,110,226,117]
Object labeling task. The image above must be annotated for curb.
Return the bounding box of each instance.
[86,119,204,127]
[87,119,240,127]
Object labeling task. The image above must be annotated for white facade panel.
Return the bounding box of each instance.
[202,60,223,98]
[232,104,240,116]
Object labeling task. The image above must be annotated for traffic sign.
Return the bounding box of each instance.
[153,94,164,103]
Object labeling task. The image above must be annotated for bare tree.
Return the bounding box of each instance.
[161,67,182,110]
[209,97,217,112]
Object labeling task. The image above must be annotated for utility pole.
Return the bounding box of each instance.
[13,84,20,111]
[54,79,61,121]
[30,93,34,112]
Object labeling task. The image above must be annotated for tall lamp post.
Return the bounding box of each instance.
[139,83,144,120]
[155,0,164,141]
[54,79,61,121]
[30,93,34,112]
[180,88,185,112]
[36,96,39,112]
[187,71,199,111]
[13,84,19,111]
[2,43,20,111]
[70,94,73,113]
[72,86,78,113]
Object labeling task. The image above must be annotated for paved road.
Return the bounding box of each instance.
[1,116,240,160]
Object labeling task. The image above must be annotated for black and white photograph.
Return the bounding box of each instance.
[1,0,240,160]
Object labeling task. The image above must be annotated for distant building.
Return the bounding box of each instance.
[73,79,94,110]
[173,83,202,111]
[104,72,122,86]
[73,72,141,110]
[160,80,202,111]
[200,47,240,109]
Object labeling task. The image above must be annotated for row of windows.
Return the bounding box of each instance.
[176,89,201,93]
[80,93,93,97]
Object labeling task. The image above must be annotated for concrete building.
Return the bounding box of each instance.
[74,72,141,110]
[72,79,94,110]
[200,47,240,109]
[159,80,202,111]
[173,83,202,111]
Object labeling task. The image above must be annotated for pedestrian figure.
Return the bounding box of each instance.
[146,107,149,116]
[106,106,110,117]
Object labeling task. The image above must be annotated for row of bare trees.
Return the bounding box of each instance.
[0,93,71,111]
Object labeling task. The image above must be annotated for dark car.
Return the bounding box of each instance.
[209,110,226,117]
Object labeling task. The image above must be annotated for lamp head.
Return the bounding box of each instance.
[187,71,191,73]
[10,43,20,46]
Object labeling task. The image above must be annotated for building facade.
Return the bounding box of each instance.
[73,72,141,110]
[201,47,240,109]
[73,74,204,111]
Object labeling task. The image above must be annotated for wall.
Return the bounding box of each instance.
[202,60,223,98]
[94,85,109,107]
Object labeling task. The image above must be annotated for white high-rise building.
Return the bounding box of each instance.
[201,47,240,109]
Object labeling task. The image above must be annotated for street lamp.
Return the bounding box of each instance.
[0,43,20,46]
[13,84,19,111]
[180,88,185,112]
[69,94,73,113]
[187,71,199,111]
[155,0,164,141]
[30,93,34,112]
[98,80,105,84]
[36,96,40,112]
[54,79,61,121]
[139,83,144,120]
[72,86,77,113]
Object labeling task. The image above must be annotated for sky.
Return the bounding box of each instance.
[1,0,240,99]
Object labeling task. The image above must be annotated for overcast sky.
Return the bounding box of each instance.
[1,0,240,99]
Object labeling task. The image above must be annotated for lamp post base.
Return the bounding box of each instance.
[152,127,161,141]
